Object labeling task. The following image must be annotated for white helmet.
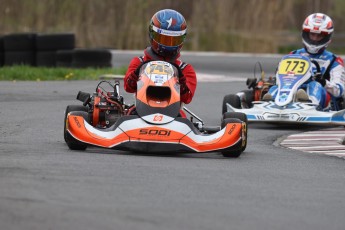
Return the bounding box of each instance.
[302,13,334,54]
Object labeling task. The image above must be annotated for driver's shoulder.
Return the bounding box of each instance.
[290,48,305,55]
[307,51,335,63]
[320,51,344,67]
[320,50,336,58]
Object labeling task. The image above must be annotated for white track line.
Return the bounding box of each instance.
[280,127,345,159]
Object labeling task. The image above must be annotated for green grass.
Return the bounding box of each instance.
[0,65,127,81]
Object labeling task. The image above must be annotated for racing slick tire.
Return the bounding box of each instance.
[223,111,247,123]
[64,105,89,150]
[240,89,253,108]
[221,112,247,158]
[222,94,240,114]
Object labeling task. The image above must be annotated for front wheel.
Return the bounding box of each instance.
[64,105,88,150]
[222,94,241,114]
[223,111,247,123]
[240,89,253,108]
[220,113,248,158]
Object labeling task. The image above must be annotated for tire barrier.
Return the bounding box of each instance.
[56,50,74,67]
[36,33,75,67]
[36,51,57,67]
[3,33,36,51]
[35,33,75,51]
[0,36,4,67]
[3,33,36,66]
[1,33,114,68]
[4,51,35,66]
[72,49,112,68]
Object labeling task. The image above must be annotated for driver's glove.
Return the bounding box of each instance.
[134,60,150,77]
[171,62,189,95]
[127,60,150,90]
[314,73,326,87]
[179,74,189,95]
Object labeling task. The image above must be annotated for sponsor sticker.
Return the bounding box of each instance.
[153,115,163,121]
[74,117,81,128]
[228,124,237,135]
[139,129,171,136]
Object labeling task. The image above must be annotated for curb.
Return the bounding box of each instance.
[280,127,345,159]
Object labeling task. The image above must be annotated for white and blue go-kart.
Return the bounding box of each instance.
[222,54,345,125]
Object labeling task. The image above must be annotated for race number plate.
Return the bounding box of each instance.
[278,58,310,75]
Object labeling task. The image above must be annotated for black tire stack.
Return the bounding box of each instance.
[36,33,75,67]
[0,36,4,67]
[72,48,112,68]
[3,33,36,66]
[0,32,113,68]
[56,49,74,68]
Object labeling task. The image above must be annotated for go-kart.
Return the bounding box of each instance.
[222,54,345,125]
[64,61,248,157]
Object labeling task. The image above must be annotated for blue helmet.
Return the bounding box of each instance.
[149,9,187,57]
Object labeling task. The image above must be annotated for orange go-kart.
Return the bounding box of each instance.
[64,61,247,157]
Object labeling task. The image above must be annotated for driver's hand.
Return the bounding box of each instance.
[169,62,189,94]
[134,60,150,78]
[126,61,150,91]
[179,74,186,86]
[170,62,184,79]
[314,73,326,87]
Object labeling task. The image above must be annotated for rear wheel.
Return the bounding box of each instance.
[64,105,88,150]
[220,112,248,158]
[222,94,240,114]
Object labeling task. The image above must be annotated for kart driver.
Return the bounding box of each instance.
[124,9,197,105]
[264,13,345,110]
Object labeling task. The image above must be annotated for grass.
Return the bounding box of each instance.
[0,65,127,81]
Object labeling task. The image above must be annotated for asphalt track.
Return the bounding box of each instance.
[1,77,345,230]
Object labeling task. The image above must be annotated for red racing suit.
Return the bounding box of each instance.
[124,47,197,104]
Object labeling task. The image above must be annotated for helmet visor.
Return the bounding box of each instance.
[302,31,331,46]
[150,25,186,47]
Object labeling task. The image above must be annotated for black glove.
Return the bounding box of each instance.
[316,78,326,87]
[179,74,187,85]
[169,62,190,95]
[126,60,150,91]
[179,75,189,95]
[170,62,184,79]
[134,60,150,77]
[314,73,326,87]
